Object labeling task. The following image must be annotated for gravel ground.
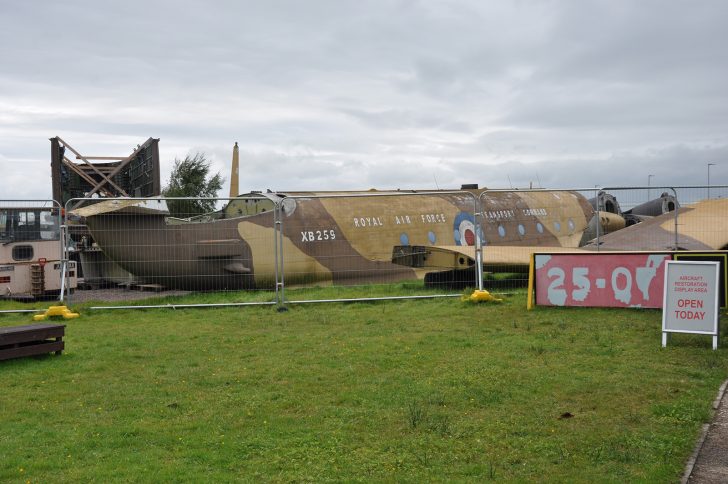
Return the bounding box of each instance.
[68,288,191,304]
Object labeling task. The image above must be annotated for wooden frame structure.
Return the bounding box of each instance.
[50,137,161,207]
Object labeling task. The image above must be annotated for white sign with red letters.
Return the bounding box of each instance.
[662,260,720,349]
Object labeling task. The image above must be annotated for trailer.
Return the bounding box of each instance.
[0,205,77,300]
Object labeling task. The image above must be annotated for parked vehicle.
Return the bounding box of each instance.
[0,206,76,300]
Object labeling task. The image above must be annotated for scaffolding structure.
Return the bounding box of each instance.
[50,136,161,207]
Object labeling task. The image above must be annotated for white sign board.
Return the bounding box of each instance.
[662,260,720,349]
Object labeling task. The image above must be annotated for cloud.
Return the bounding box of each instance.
[0,0,726,202]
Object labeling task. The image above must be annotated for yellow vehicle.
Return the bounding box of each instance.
[0,206,77,300]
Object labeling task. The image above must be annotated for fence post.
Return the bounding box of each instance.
[62,198,78,306]
[474,192,484,291]
[670,187,679,250]
[59,221,67,304]
[273,199,286,309]
[595,188,601,252]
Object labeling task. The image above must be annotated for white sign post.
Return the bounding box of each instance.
[662,260,720,350]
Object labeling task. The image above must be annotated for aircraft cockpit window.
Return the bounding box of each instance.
[281,198,297,216]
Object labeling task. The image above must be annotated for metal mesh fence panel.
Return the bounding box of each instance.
[673,185,728,205]
[592,186,728,252]
[0,200,67,312]
[665,185,728,251]
[592,185,728,252]
[64,196,278,308]
[277,191,480,304]
[12,185,717,310]
[591,186,679,251]
[478,188,600,291]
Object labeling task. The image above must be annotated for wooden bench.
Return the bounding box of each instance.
[0,323,65,361]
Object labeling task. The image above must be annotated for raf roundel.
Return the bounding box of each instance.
[453,212,481,246]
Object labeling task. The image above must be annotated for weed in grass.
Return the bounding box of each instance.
[596,342,619,357]
[529,343,546,355]
[651,400,710,425]
[591,435,644,464]
[700,351,722,369]
[410,442,432,468]
[624,410,643,424]
[427,413,453,437]
[488,461,496,479]
[468,386,504,407]
[407,401,427,429]
[426,391,446,407]
[555,444,571,464]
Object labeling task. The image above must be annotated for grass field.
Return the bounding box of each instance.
[1,286,727,482]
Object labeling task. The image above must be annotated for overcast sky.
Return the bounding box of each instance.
[1,0,727,200]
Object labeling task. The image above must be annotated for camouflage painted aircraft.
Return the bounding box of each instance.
[582,198,728,251]
[71,188,601,290]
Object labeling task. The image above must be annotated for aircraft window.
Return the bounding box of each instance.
[428,231,436,244]
[498,225,506,237]
[518,224,525,236]
[536,222,544,234]
[281,198,297,216]
[400,233,409,246]
[568,219,575,233]
[554,221,561,232]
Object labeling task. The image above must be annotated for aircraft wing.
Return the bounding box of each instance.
[70,198,169,217]
[392,244,589,271]
[582,199,728,251]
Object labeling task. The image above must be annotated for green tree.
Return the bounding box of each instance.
[163,153,224,217]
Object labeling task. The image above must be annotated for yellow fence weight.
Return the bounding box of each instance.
[33,305,80,321]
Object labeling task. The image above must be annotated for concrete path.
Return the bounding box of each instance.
[684,380,728,483]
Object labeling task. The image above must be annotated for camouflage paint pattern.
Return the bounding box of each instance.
[584,199,728,251]
[74,189,596,290]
